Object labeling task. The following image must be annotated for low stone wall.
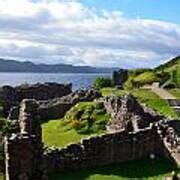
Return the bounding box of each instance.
[44,126,164,173]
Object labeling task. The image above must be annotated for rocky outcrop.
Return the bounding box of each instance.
[0,82,72,116]
[103,94,162,132]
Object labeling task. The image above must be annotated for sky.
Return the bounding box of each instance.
[0,0,180,68]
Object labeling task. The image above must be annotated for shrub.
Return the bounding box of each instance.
[93,77,112,89]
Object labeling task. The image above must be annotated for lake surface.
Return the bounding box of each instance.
[0,73,111,90]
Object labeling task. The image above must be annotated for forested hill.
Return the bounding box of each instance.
[156,56,180,71]
[0,58,118,73]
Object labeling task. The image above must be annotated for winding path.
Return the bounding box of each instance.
[151,83,177,100]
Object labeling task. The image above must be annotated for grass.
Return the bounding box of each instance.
[133,71,159,85]
[49,158,178,180]
[64,102,110,134]
[42,101,110,147]
[168,89,180,99]
[42,120,90,147]
[101,88,178,119]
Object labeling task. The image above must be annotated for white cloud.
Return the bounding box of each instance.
[0,0,179,67]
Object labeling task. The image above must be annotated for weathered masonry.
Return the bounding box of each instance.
[4,97,180,179]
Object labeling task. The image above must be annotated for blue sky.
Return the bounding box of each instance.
[0,0,179,68]
[81,0,180,23]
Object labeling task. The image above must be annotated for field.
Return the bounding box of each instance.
[49,158,178,180]
[101,88,178,119]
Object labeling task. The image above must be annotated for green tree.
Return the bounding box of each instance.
[93,77,112,89]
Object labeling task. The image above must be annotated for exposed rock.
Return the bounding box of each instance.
[103,93,162,132]
[0,82,72,116]
[59,88,102,104]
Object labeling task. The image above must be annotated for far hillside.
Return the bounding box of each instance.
[124,56,180,89]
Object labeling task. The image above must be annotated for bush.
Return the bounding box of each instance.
[93,77,112,89]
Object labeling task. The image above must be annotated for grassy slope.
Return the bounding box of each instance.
[101,88,178,119]
[169,89,180,99]
[124,57,180,89]
[49,158,177,180]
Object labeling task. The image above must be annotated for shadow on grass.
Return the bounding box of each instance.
[49,158,178,180]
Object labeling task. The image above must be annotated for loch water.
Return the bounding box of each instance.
[0,73,111,90]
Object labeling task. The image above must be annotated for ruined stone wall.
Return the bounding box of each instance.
[0,82,72,116]
[15,83,72,102]
[8,88,101,121]
[4,99,46,180]
[39,102,72,120]
[44,126,164,173]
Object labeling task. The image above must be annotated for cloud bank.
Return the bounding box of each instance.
[0,0,180,68]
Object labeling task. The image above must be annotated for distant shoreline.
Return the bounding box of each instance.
[0,72,111,74]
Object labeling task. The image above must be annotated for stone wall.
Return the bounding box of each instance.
[0,82,72,116]
[38,89,101,121]
[103,94,162,132]
[44,125,164,173]
[4,99,46,180]
[4,94,180,179]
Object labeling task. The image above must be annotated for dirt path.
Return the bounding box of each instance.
[151,83,177,100]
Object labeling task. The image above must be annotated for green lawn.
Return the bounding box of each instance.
[42,120,89,147]
[42,119,101,147]
[42,101,109,147]
[49,158,178,180]
[101,88,178,119]
[168,89,180,99]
